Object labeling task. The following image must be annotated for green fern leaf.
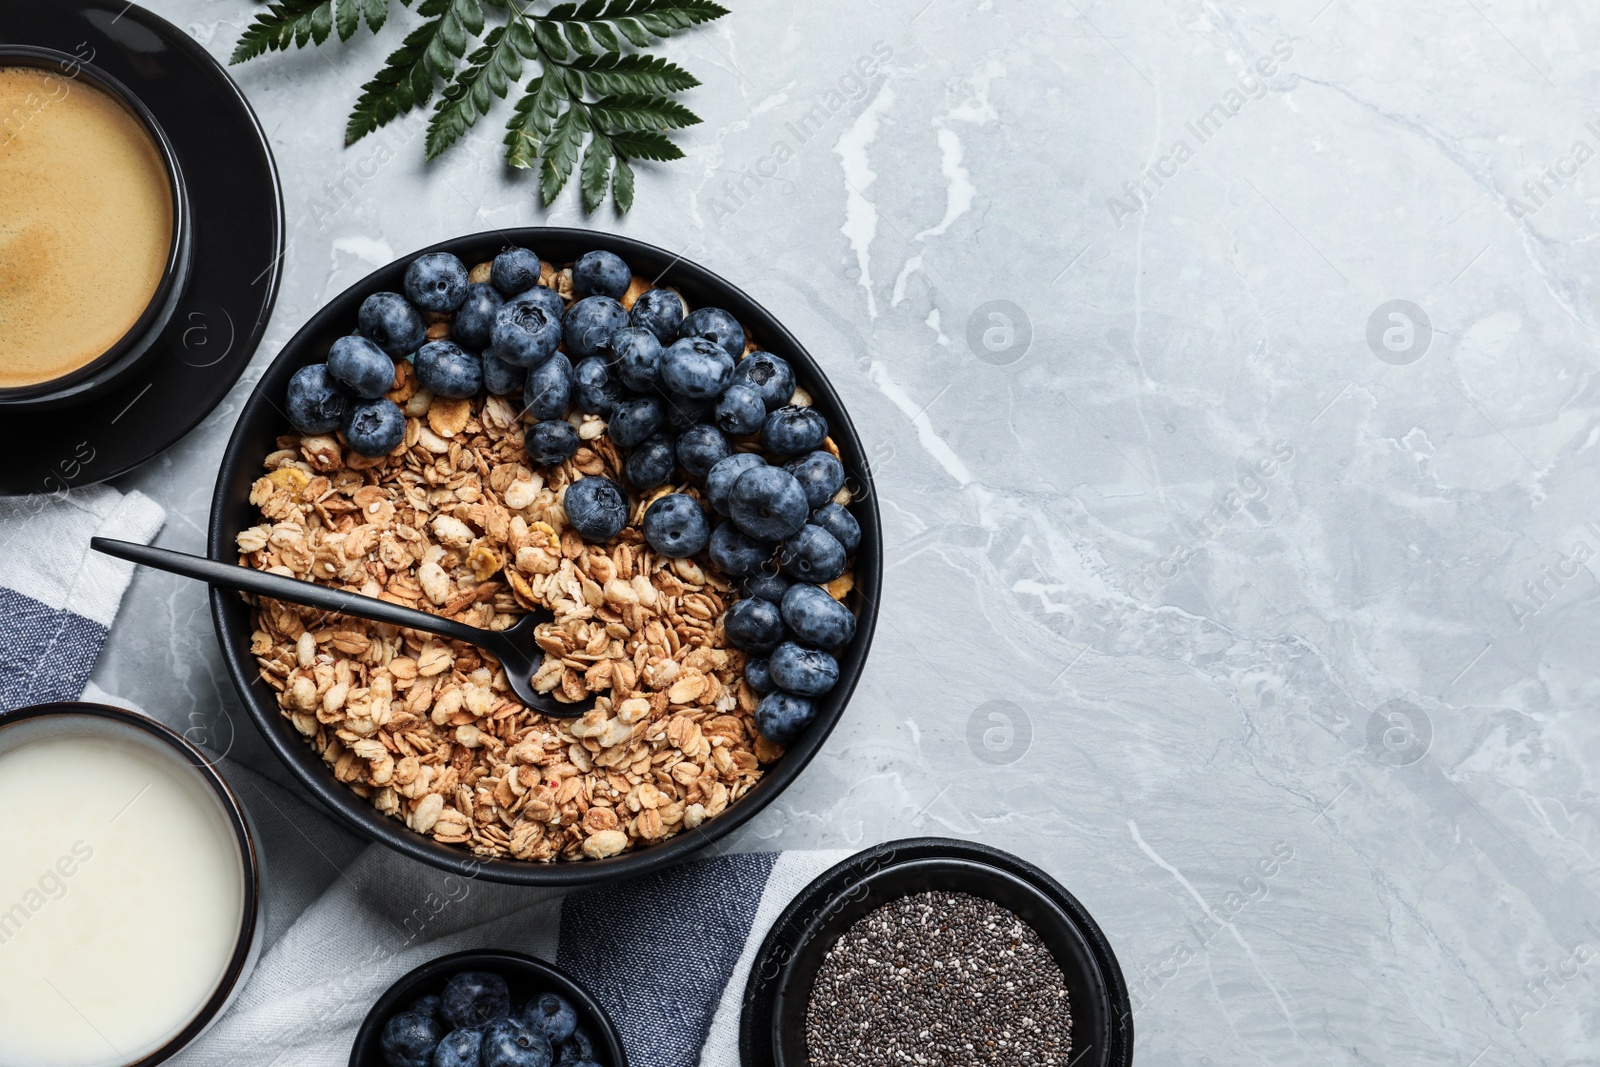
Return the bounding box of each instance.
[506,18,538,59]
[231,0,327,63]
[612,154,635,212]
[504,73,563,168]
[335,0,360,40]
[344,0,453,145]
[540,105,589,204]
[234,0,726,213]
[534,19,569,60]
[611,17,651,47]
[580,132,614,212]
[607,128,682,161]
[299,4,334,47]
[587,93,698,132]
[566,52,698,95]
[563,22,594,56]
[426,25,522,159]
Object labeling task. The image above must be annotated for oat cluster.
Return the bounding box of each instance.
[239,261,836,864]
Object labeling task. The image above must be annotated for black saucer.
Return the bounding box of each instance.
[0,2,282,496]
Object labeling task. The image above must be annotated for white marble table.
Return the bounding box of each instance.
[95,1,1600,1063]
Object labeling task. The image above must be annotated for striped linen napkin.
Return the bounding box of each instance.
[170,844,847,1067]
[0,484,165,711]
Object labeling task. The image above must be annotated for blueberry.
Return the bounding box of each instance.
[709,523,773,577]
[505,284,566,321]
[433,1027,483,1067]
[554,1029,596,1067]
[730,351,795,410]
[360,291,426,357]
[642,493,710,558]
[327,335,395,400]
[679,306,745,360]
[629,287,684,342]
[286,363,352,434]
[415,340,483,398]
[344,398,407,457]
[706,454,766,516]
[714,383,766,436]
[491,247,543,295]
[379,1011,441,1067]
[572,250,631,299]
[744,657,774,694]
[606,396,664,449]
[810,502,860,556]
[410,994,442,1021]
[455,282,505,350]
[563,476,628,542]
[780,584,857,650]
[517,993,578,1044]
[729,466,808,541]
[785,451,845,510]
[405,252,470,313]
[563,296,628,361]
[780,524,847,583]
[571,356,626,416]
[482,351,524,396]
[612,327,663,393]
[742,571,792,603]
[660,337,734,400]
[491,301,562,369]
[722,596,783,653]
[761,406,829,456]
[624,433,676,490]
[482,1017,551,1067]
[676,423,730,479]
[663,395,715,432]
[525,420,580,468]
[524,353,573,421]
[441,972,511,1029]
[769,641,840,697]
[755,690,816,743]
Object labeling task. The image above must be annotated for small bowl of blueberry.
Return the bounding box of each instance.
[351,949,626,1067]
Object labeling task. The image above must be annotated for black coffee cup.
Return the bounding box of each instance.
[0,44,192,410]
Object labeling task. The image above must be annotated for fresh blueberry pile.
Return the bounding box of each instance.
[284,244,862,746]
[378,970,602,1067]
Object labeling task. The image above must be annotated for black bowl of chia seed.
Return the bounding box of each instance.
[739,838,1132,1067]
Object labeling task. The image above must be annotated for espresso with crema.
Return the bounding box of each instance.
[0,65,173,390]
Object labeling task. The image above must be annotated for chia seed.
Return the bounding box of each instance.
[803,890,1072,1066]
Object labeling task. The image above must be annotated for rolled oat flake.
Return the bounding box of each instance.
[805,890,1072,1066]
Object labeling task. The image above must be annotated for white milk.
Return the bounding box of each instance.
[0,731,246,1067]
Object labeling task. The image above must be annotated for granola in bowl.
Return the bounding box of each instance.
[236,244,861,865]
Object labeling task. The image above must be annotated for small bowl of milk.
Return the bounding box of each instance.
[0,701,260,1067]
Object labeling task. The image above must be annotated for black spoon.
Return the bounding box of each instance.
[91,537,592,718]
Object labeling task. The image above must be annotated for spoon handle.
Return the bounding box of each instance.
[91,537,497,649]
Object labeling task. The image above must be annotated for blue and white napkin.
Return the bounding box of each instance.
[0,485,165,711]
[173,844,850,1067]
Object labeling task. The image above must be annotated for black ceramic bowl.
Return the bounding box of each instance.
[210,228,881,887]
[0,44,193,410]
[740,838,1133,1067]
[348,949,627,1067]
